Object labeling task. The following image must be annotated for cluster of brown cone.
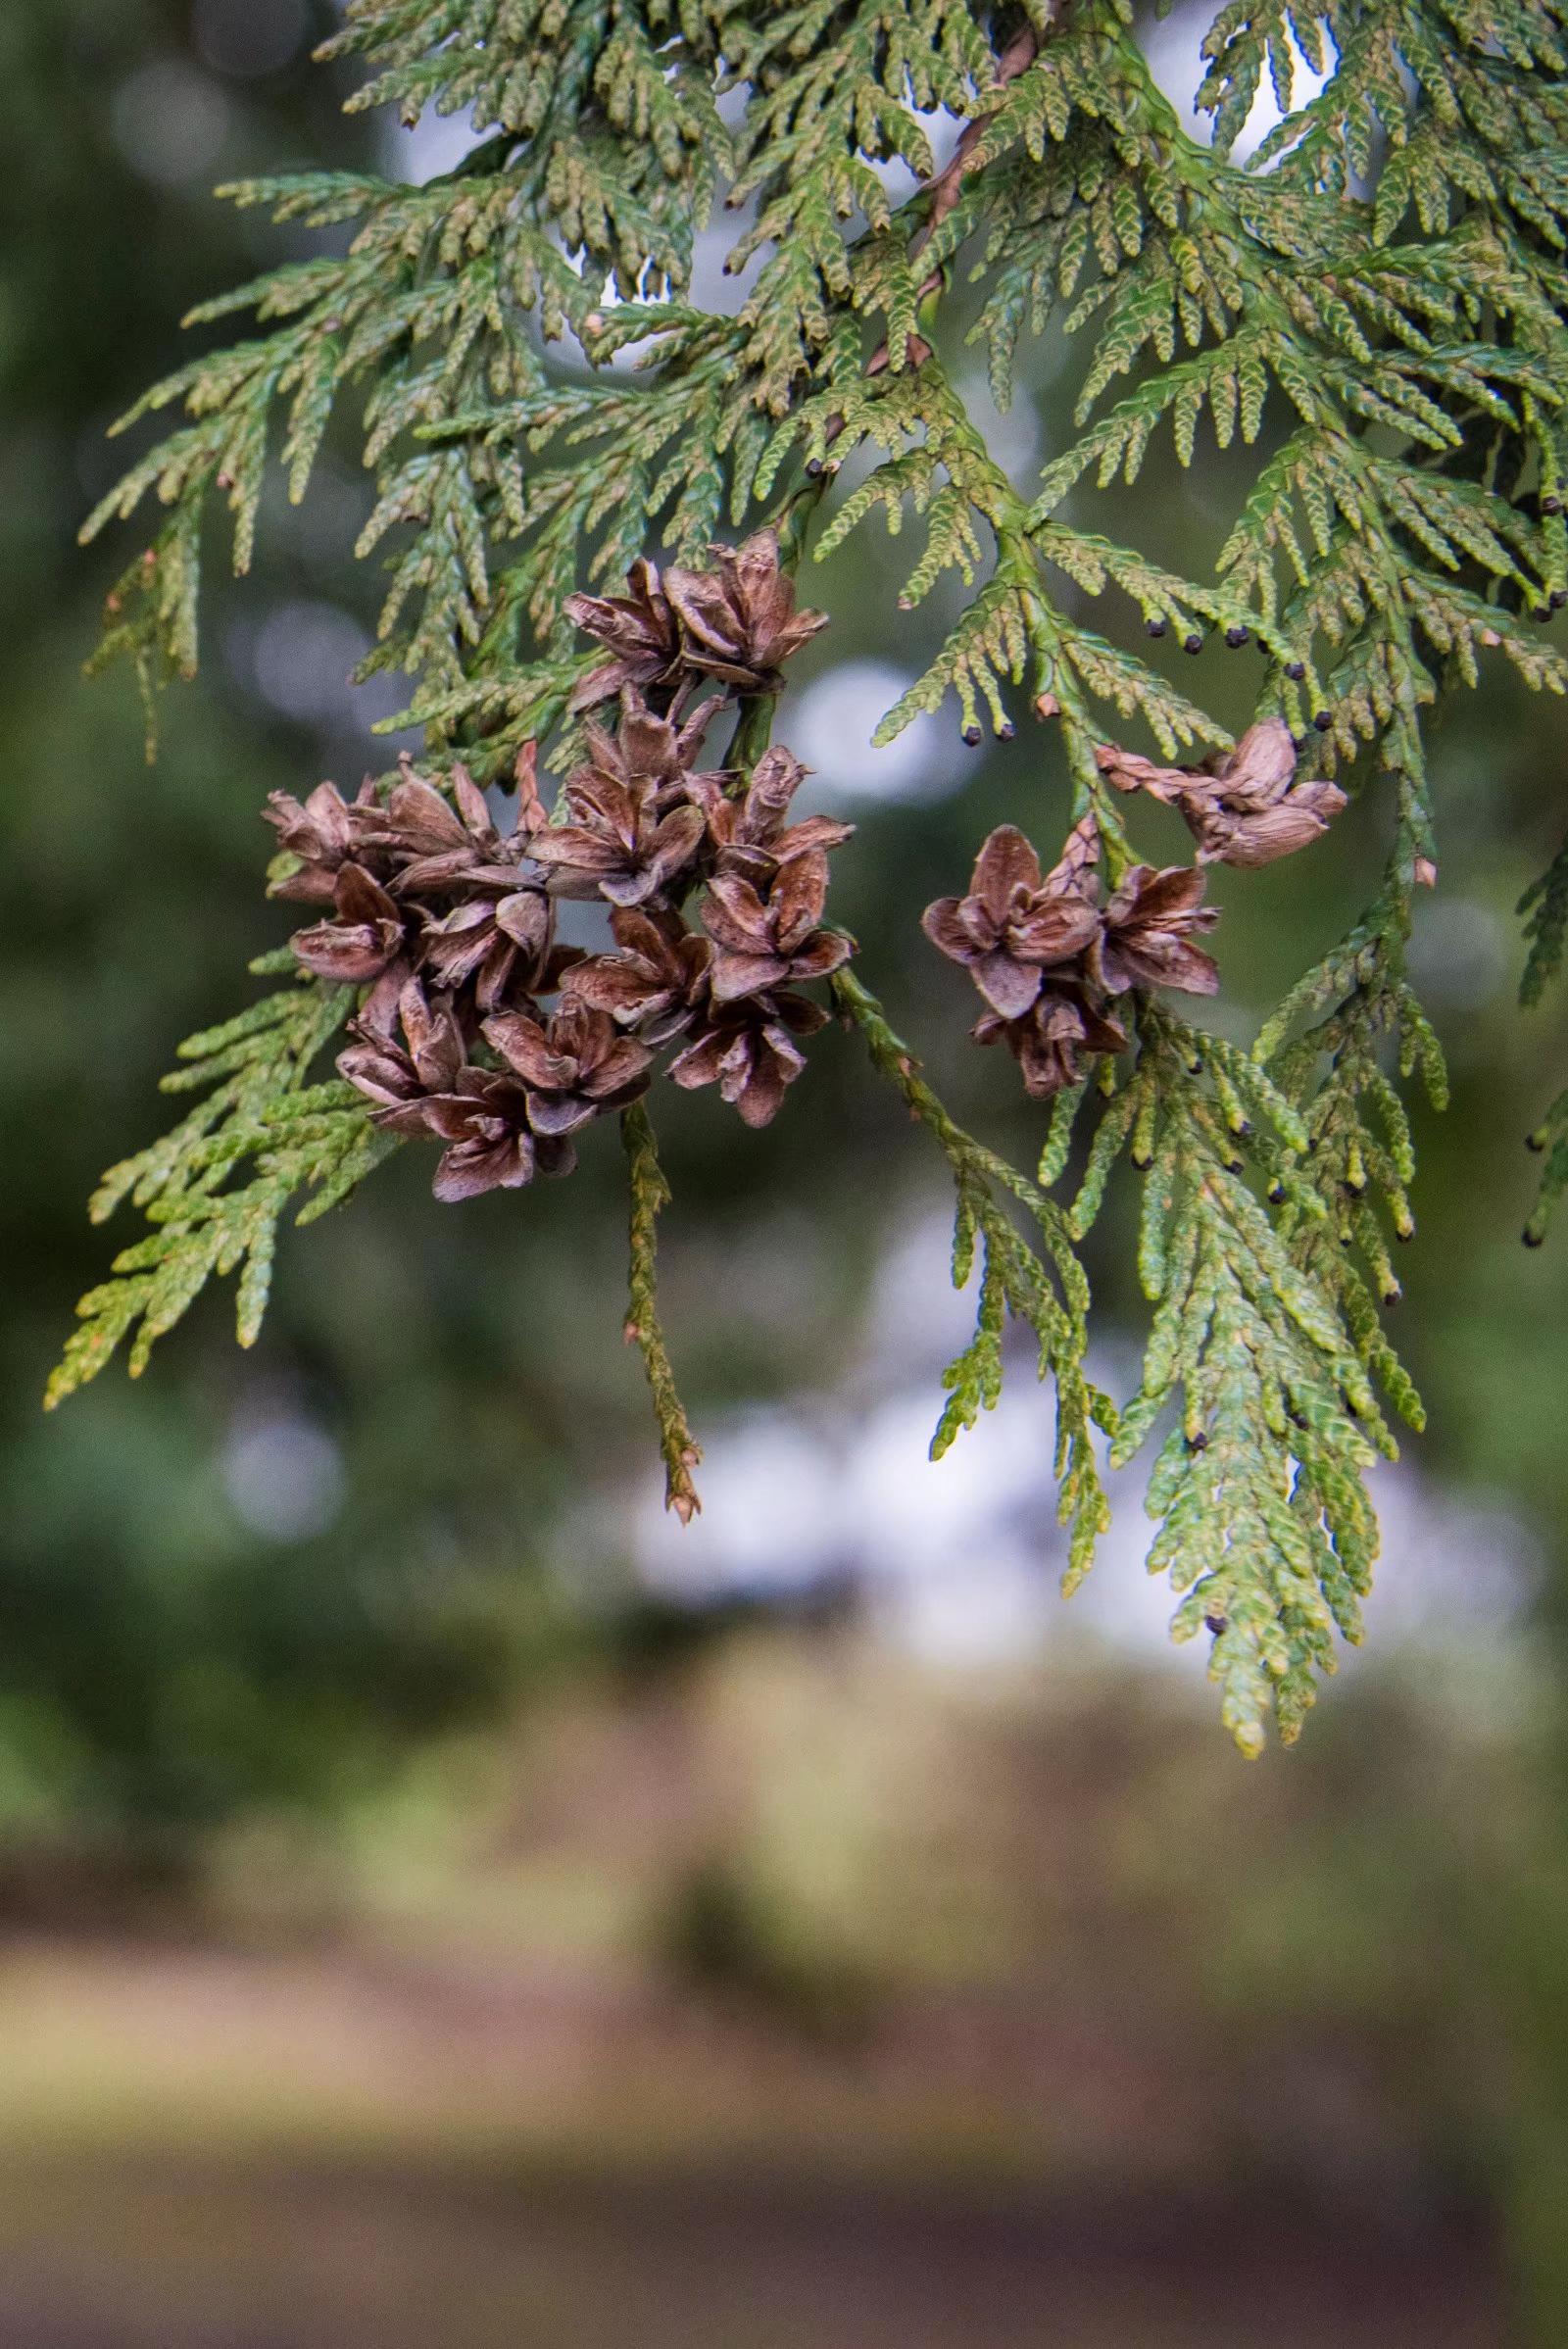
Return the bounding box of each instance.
[924,817,1220,1100]
[924,721,1345,1101]
[265,534,855,1200]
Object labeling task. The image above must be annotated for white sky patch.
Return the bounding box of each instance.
[380,102,488,186]
[1142,3,1337,164]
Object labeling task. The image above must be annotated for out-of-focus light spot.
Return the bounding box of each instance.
[194,0,309,79]
[112,61,232,189]
[787,661,955,805]
[248,600,372,725]
[1408,896,1510,1009]
[223,1413,346,1543]
[636,1415,845,1600]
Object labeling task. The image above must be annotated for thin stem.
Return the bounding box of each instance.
[620,1101,703,1523]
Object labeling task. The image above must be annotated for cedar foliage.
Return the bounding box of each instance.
[52,0,1568,1755]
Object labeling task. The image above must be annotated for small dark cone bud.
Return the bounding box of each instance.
[1225,625,1249,648]
[1524,1226,1546,1248]
[1312,709,1334,732]
[1227,1154,1245,1175]
[1204,1613,1228,1635]
[1552,590,1567,611]
[1527,1129,1547,1152]
[1267,1181,1286,1204]
[1534,605,1552,623]
[1382,1284,1401,1307]
[1131,1150,1152,1172]
[1146,617,1167,639]
[961,724,983,748]
[1544,494,1564,516]
[1285,660,1306,681]
[1183,632,1203,656]
[805,457,824,478]
[1292,733,1308,753]
[996,720,1016,742]
[1187,1430,1208,1451]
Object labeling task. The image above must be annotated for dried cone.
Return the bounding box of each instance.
[337,980,466,1136]
[338,980,572,1200]
[482,1002,654,1136]
[368,761,528,897]
[700,853,853,1003]
[565,907,712,1044]
[526,760,706,908]
[662,530,827,693]
[1096,718,1347,868]
[921,818,1100,1018]
[419,884,581,1016]
[974,984,1128,1101]
[291,862,413,1031]
[687,744,854,888]
[1089,864,1219,998]
[667,992,829,1129]
[565,558,684,710]
[264,780,385,905]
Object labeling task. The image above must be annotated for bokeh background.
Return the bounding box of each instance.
[4,3,1568,2343]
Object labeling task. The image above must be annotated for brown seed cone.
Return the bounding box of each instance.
[564,906,712,1044]
[666,991,829,1129]
[662,530,827,694]
[564,557,684,710]
[922,818,1101,1019]
[687,743,854,889]
[1088,863,1219,998]
[482,1001,655,1137]
[1096,718,1347,868]
[264,779,386,905]
[365,759,530,899]
[973,984,1128,1101]
[699,853,853,1003]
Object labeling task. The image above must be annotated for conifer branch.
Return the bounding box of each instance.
[58,0,1568,1745]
